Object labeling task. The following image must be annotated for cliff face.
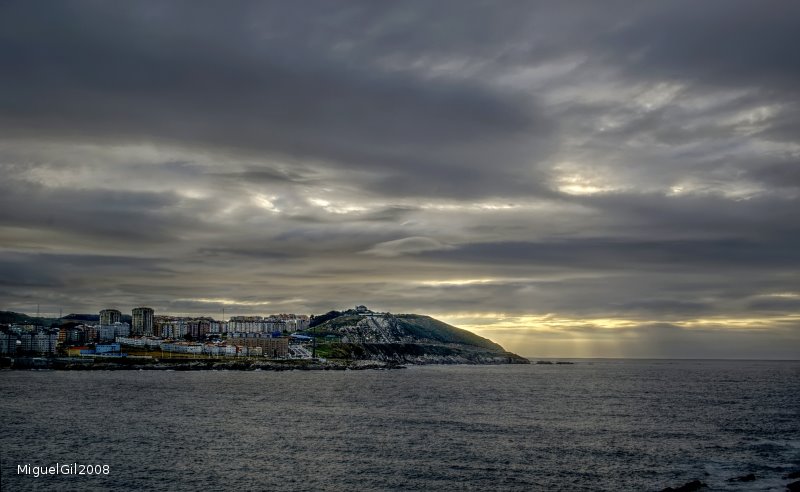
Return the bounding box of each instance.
[311,312,529,364]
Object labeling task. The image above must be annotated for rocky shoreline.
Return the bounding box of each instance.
[2,356,407,371]
[1,355,535,371]
[318,341,531,365]
[658,471,800,492]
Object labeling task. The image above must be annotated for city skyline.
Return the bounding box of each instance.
[1,1,799,358]
[2,304,323,320]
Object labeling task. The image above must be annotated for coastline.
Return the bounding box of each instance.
[1,356,529,371]
[2,356,404,371]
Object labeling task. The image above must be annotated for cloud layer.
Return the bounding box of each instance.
[1,1,799,357]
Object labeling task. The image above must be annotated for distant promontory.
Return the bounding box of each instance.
[306,308,530,365]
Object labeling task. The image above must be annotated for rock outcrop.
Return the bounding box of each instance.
[659,480,707,492]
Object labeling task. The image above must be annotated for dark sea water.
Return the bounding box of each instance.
[1,360,799,491]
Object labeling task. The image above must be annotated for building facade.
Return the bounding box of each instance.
[99,322,130,342]
[99,309,122,326]
[228,334,288,358]
[131,307,155,336]
[227,315,309,334]
[18,330,58,354]
[0,330,17,355]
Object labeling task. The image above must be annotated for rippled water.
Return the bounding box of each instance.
[1,360,799,491]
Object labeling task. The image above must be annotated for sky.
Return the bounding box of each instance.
[1,1,799,358]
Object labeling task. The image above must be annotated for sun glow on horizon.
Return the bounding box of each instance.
[431,312,800,358]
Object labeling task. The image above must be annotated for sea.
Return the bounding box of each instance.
[1,360,798,491]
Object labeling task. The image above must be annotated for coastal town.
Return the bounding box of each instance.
[0,306,376,362]
[0,304,530,369]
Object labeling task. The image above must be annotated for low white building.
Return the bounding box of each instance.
[161,342,202,354]
[116,336,164,348]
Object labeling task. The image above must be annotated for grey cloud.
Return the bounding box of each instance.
[610,299,711,316]
[0,254,68,288]
[1,1,799,357]
[423,237,800,271]
[0,252,175,278]
[575,193,800,240]
[757,104,800,144]
[596,1,800,92]
[0,1,555,200]
[0,178,189,242]
[210,168,320,187]
[0,250,177,315]
[744,160,800,189]
[747,297,800,313]
[363,236,454,257]
[194,247,295,261]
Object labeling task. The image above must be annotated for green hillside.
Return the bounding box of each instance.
[307,310,528,364]
[392,314,503,351]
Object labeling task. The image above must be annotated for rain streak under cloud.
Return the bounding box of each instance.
[1,0,799,358]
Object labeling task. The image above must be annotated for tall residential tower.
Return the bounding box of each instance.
[131,307,154,336]
[99,309,122,326]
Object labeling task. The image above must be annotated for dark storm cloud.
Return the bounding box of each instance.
[747,297,800,313]
[0,177,191,242]
[610,299,710,316]
[758,104,800,144]
[598,1,800,92]
[357,270,789,321]
[0,251,175,276]
[745,160,800,189]
[423,236,800,271]
[0,251,176,309]
[576,193,800,239]
[0,254,69,288]
[0,0,554,199]
[194,248,295,261]
[1,1,799,357]
[210,168,318,187]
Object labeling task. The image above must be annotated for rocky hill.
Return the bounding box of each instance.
[308,310,529,364]
[0,311,133,328]
[0,310,57,327]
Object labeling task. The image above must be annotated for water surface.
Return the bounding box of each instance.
[1,360,798,491]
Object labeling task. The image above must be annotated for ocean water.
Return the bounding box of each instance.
[1,360,798,491]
